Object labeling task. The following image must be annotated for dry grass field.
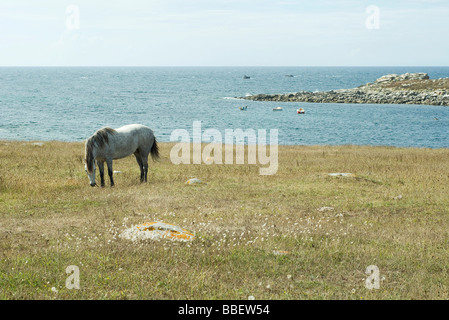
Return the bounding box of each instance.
[1,140,449,299]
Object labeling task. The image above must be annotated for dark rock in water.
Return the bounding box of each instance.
[238,73,449,106]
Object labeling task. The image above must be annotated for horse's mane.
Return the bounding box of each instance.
[85,127,116,172]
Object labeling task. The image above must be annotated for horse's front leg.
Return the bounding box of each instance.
[98,161,105,187]
[106,159,115,187]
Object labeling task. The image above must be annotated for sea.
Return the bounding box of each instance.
[0,66,448,148]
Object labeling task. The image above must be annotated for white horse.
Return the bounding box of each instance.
[84,124,159,187]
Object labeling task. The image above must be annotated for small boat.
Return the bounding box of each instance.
[243,75,250,79]
[273,106,283,111]
[297,108,305,114]
[239,106,248,111]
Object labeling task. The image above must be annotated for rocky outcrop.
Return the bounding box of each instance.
[372,72,429,83]
[239,73,449,106]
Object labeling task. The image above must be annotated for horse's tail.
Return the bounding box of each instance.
[150,137,160,161]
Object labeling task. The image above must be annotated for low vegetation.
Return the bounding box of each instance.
[1,141,449,299]
[380,78,449,91]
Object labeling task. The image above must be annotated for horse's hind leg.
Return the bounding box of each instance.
[142,155,149,183]
[134,150,144,182]
[137,152,149,183]
[106,159,114,187]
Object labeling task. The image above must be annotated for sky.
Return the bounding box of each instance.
[0,0,448,66]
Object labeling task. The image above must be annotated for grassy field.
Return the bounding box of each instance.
[1,140,449,300]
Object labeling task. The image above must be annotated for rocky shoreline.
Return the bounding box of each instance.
[240,73,449,106]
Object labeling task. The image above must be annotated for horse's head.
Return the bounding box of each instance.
[84,162,97,186]
[84,159,97,187]
[85,135,98,187]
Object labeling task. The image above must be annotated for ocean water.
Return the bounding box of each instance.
[0,66,448,148]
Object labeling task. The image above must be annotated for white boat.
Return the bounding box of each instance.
[273,106,283,111]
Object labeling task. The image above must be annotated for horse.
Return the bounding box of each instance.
[84,124,159,187]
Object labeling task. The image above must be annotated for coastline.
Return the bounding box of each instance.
[240,73,449,106]
[1,140,447,150]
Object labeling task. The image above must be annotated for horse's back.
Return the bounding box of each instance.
[114,124,155,154]
[115,124,151,134]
